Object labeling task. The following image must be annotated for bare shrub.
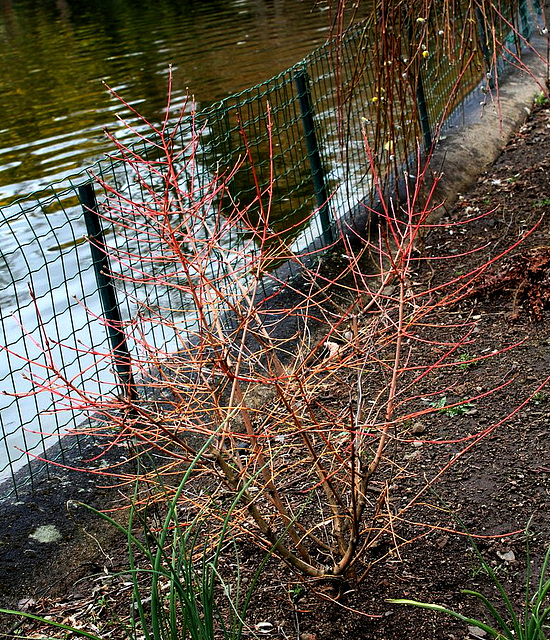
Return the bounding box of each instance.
[12,1,548,581]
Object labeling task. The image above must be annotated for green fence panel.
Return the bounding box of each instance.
[0,5,538,498]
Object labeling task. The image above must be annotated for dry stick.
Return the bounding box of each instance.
[229,377,333,554]
[203,283,245,460]
[224,255,354,558]
[121,402,205,462]
[274,377,350,557]
[208,271,319,561]
[294,374,351,480]
[215,356,314,564]
[277,352,370,575]
[336,470,389,578]
[348,403,360,560]
[353,480,398,582]
[356,276,405,526]
[212,449,324,577]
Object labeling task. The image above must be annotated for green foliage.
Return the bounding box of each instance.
[534,93,549,107]
[471,560,507,580]
[0,436,269,640]
[389,528,550,640]
[289,584,306,604]
[430,396,474,417]
[458,353,477,371]
[532,391,548,405]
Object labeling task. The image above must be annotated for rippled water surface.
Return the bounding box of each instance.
[0,0,366,483]
[0,0,345,205]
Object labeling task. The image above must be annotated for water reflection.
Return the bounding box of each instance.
[0,0,338,205]
[0,0,368,483]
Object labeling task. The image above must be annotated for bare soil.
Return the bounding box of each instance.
[2,100,550,640]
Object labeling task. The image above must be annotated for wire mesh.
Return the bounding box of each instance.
[0,4,537,498]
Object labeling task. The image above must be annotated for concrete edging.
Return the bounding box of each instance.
[431,34,549,213]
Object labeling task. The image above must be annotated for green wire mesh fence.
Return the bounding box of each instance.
[0,2,541,498]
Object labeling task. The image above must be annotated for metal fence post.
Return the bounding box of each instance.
[78,183,137,401]
[475,6,495,89]
[416,66,432,152]
[294,68,334,245]
[406,14,433,152]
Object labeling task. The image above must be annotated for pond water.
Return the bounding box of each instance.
[0,0,364,484]
[0,0,347,205]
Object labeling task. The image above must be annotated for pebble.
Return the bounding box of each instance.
[496,549,516,563]
[468,625,487,638]
[411,421,427,434]
[28,524,62,543]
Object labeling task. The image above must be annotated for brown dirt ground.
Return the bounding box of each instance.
[3,99,550,640]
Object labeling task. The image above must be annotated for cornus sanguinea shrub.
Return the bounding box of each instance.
[14,0,550,580]
[16,87,544,581]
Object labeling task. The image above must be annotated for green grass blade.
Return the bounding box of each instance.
[127,483,152,640]
[0,609,103,639]
[530,604,550,638]
[169,542,178,640]
[539,545,550,596]
[75,501,149,557]
[527,587,550,638]
[387,599,503,639]
[468,543,522,638]
[526,526,533,634]
[461,590,516,640]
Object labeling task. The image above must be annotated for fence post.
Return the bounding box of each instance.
[294,68,334,245]
[406,14,433,152]
[78,183,137,402]
[416,66,432,152]
[475,7,495,89]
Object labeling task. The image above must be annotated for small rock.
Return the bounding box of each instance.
[256,622,274,634]
[497,550,516,563]
[28,524,62,543]
[17,598,35,611]
[325,341,340,358]
[412,440,424,448]
[437,535,450,548]
[468,625,487,638]
[411,421,427,434]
